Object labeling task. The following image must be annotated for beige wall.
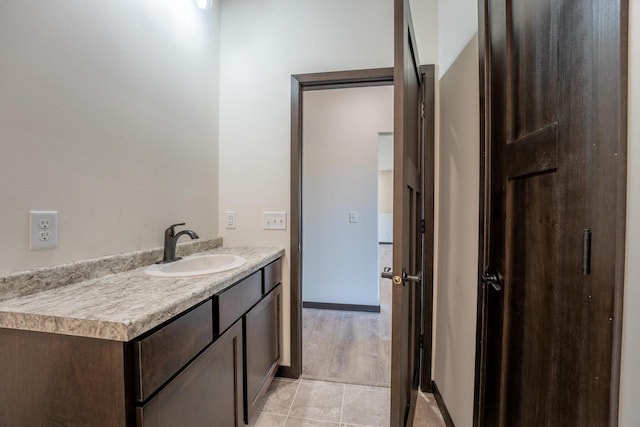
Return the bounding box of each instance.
[433,0,479,426]
[378,171,394,214]
[620,1,640,425]
[218,0,438,366]
[0,1,221,273]
[378,133,394,215]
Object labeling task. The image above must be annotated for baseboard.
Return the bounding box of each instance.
[421,380,434,393]
[432,381,455,427]
[302,301,381,313]
[276,365,299,379]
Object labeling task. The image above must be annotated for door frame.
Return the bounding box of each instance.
[472,0,629,425]
[284,67,394,379]
[472,0,491,422]
[420,65,436,394]
[284,66,435,384]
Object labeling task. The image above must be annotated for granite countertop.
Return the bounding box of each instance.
[0,246,284,342]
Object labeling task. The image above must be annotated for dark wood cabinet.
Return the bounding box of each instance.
[0,328,131,427]
[244,285,282,423]
[136,320,243,427]
[0,257,282,427]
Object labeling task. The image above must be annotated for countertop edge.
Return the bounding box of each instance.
[0,247,285,342]
[0,312,130,341]
[124,249,285,341]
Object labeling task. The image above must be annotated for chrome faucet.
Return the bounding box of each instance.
[156,223,200,264]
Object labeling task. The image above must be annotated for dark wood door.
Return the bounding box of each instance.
[476,0,627,426]
[390,0,423,424]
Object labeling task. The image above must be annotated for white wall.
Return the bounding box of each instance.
[433,0,479,426]
[0,0,221,273]
[411,0,440,66]
[302,86,392,307]
[620,1,640,425]
[218,0,438,365]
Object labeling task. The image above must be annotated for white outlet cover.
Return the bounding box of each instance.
[349,211,358,223]
[30,211,58,250]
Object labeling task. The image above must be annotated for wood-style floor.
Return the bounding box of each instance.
[297,244,445,426]
[302,245,393,387]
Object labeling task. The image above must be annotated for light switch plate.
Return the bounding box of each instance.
[225,211,236,229]
[263,212,287,230]
[30,211,58,250]
[349,211,358,223]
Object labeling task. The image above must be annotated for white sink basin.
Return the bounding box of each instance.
[144,254,247,277]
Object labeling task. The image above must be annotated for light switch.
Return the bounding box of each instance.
[349,211,358,223]
[263,212,287,230]
[225,211,236,229]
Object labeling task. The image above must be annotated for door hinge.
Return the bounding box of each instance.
[583,228,592,275]
[420,219,425,234]
[419,334,424,349]
[421,101,425,118]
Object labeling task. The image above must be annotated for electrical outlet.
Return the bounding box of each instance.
[263,212,287,230]
[30,211,58,250]
[225,211,236,229]
[349,211,358,223]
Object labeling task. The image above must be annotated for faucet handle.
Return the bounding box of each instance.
[166,223,186,236]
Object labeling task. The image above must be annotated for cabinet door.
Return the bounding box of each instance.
[244,285,281,422]
[137,320,243,427]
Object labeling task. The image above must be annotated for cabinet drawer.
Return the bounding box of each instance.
[136,320,244,427]
[263,258,282,294]
[214,271,262,335]
[133,300,213,402]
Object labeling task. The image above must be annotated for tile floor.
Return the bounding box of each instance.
[247,378,445,427]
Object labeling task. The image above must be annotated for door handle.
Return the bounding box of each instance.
[381,267,422,286]
[480,269,503,292]
[381,267,402,285]
[403,271,422,284]
[380,267,402,285]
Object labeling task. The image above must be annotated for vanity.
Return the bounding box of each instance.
[0,244,284,427]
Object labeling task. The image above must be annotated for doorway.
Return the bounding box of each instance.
[285,63,436,427]
[300,85,394,386]
[286,68,395,380]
